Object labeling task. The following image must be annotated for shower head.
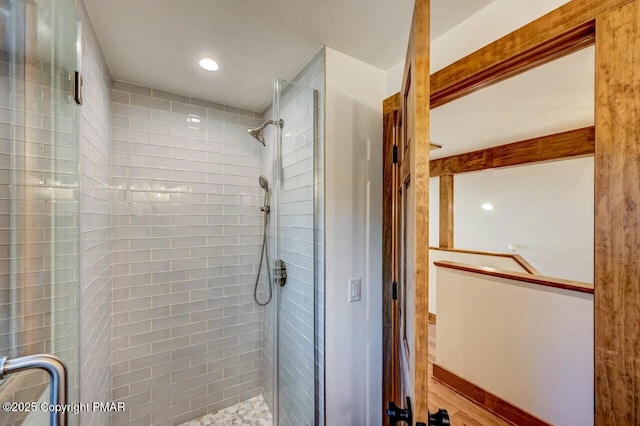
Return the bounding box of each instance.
[246,119,284,146]
[258,175,269,192]
[258,175,270,210]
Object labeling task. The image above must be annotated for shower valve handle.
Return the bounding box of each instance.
[275,259,287,287]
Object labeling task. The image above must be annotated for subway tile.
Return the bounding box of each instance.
[152,89,190,104]
[129,118,171,134]
[171,101,206,117]
[112,90,130,105]
[113,81,152,96]
[130,94,171,111]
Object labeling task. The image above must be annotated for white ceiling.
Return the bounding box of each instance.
[84,0,495,111]
[431,46,595,160]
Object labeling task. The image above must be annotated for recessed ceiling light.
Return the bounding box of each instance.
[481,203,494,211]
[187,116,201,124]
[199,58,219,72]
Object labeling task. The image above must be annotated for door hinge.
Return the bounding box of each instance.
[392,281,398,300]
[74,71,83,105]
[392,145,398,164]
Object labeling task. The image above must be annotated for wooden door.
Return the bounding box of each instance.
[387,0,431,423]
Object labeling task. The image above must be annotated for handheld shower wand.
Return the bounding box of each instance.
[259,175,270,211]
[254,175,273,305]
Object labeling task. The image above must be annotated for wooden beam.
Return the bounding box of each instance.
[383,93,400,115]
[430,0,637,108]
[595,2,640,423]
[431,22,594,108]
[438,175,454,248]
[388,1,636,109]
[430,127,594,177]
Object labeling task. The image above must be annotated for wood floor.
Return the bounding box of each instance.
[428,324,513,426]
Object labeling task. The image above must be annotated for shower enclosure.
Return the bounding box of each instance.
[260,79,321,426]
[0,0,323,424]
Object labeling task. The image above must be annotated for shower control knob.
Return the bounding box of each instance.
[274,259,287,287]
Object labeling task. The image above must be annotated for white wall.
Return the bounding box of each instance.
[429,177,439,247]
[437,266,594,426]
[454,157,594,283]
[384,60,405,99]
[325,47,386,426]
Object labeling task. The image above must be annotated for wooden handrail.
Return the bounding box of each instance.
[429,247,540,275]
[434,260,594,294]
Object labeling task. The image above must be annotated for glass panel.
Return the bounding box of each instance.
[0,0,80,424]
[274,78,317,426]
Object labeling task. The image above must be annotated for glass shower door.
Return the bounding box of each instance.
[0,0,81,424]
[273,78,318,426]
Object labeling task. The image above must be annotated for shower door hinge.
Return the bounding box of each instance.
[393,145,398,164]
[392,281,398,300]
[74,71,83,105]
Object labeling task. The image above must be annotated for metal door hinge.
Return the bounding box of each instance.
[392,281,398,300]
[74,71,83,105]
[393,145,398,164]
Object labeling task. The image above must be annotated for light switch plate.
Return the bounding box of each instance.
[349,278,361,303]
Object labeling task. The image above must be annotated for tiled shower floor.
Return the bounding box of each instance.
[179,395,273,426]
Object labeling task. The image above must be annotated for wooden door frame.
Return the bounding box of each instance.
[382,0,640,423]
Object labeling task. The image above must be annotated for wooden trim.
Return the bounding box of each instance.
[512,255,540,276]
[430,22,595,108]
[407,0,431,421]
[413,0,432,419]
[433,364,552,426]
[429,0,638,109]
[429,247,540,275]
[428,312,436,325]
[434,260,594,294]
[594,2,640,423]
[388,1,638,110]
[430,127,595,177]
[382,109,399,418]
[383,93,400,115]
[438,175,454,248]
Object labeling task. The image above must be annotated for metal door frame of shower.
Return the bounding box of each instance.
[270,77,323,426]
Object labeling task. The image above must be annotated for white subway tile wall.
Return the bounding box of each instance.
[110,82,267,425]
[77,1,113,424]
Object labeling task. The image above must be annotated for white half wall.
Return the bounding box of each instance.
[436,266,594,426]
[324,47,386,426]
[453,157,594,283]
